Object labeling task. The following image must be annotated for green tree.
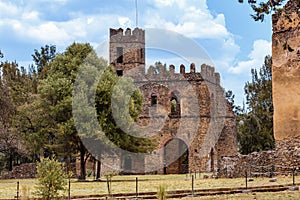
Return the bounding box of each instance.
[237,55,274,154]
[238,0,293,21]
[35,157,67,200]
[14,95,55,162]
[0,50,55,171]
[0,82,18,171]
[32,45,56,79]
[73,55,156,176]
[0,61,31,171]
[95,66,155,153]
[0,55,53,167]
[1,62,31,104]
[38,42,94,180]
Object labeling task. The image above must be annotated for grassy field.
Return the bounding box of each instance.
[178,191,300,200]
[0,174,299,199]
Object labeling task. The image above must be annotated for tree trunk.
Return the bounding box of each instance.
[96,160,101,180]
[8,153,13,171]
[79,142,86,180]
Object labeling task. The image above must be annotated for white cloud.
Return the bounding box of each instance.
[145,0,230,39]
[0,1,19,17]
[0,0,132,46]
[118,17,133,28]
[87,17,94,25]
[22,11,39,21]
[229,40,271,74]
[151,0,181,7]
[39,0,69,4]
[26,22,71,44]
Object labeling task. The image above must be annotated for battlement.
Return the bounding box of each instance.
[201,64,220,85]
[145,63,220,85]
[110,28,145,43]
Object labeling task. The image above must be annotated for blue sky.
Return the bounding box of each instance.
[0,0,273,105]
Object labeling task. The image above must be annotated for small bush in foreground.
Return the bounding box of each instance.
[34,157,67,200]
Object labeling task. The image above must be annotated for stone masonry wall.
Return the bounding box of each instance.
[272,0,300,140]
[124,63,238,174]
[110,28,145,74]
[218,136,300,178]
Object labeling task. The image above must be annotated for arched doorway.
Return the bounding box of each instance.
[164,138,188,174]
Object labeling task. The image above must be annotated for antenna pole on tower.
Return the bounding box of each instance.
[135,0,138,27]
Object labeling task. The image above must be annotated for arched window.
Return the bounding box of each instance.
[170,91,180,116]
[171,98,177,113]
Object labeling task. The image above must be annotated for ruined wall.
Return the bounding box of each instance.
[272,0,300,140]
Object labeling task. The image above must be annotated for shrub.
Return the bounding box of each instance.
[34,157,67,200]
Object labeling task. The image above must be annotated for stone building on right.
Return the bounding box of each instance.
[215,0,300,178]
[272,0,300,141]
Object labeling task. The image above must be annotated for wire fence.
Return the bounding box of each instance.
[1,165,299,200]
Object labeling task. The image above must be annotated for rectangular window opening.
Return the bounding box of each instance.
[151,95,157,106]
[117,47,123,63]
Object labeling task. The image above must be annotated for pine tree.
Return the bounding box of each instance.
[237,55,274,154]
[238,0,287,21]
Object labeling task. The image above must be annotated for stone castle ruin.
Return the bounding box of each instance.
[108,27,238,174]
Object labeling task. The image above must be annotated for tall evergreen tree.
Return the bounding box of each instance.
[38,42,93,179]
[0,60,31,170]
[237,55,274,154]
[32,45,56,79]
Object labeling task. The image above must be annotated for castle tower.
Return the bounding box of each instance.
[109,27,145,76]
[272,0,300,140]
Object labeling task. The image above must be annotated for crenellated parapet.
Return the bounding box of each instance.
[110,28,145,43]
[200,64,221,85]
[143,63,220,85]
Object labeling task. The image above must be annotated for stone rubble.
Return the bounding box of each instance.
[218,136,300,178]
[0,163,37,179]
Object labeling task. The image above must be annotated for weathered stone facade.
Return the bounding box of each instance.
[272,0,300,140]
[109,28,145,75]
[108,27,238,174]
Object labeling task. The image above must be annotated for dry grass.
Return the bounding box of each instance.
[0,174,299,199]
[179,191,300,200]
